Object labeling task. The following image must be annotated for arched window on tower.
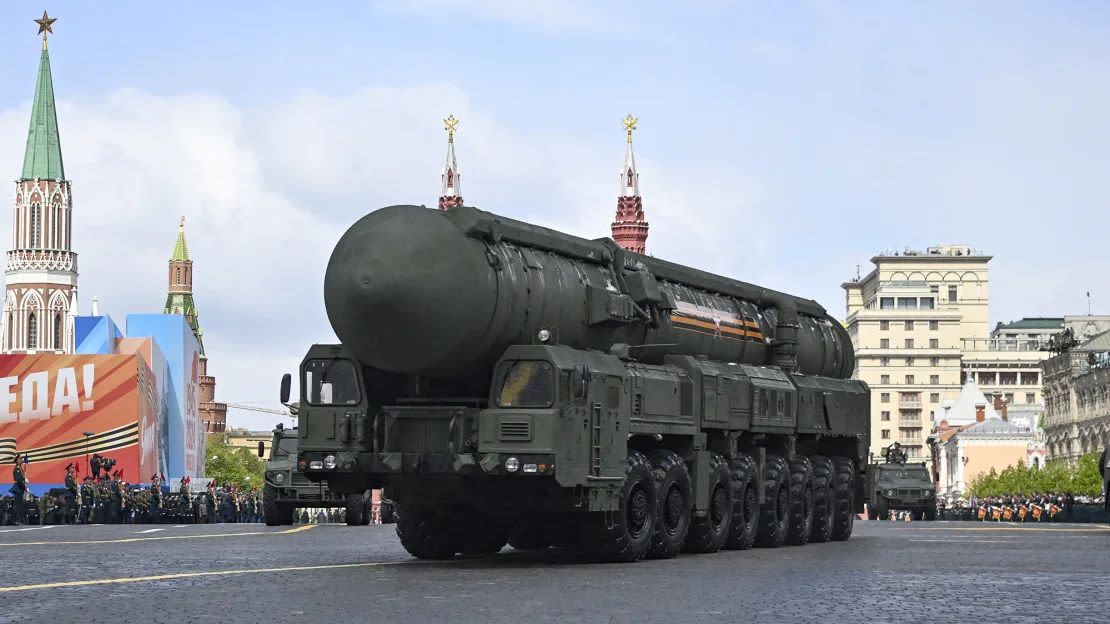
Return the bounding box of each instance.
[30,203,42,248]
[6,313,11,350]
[176,267,181,285]
[27,313,37,350]
[53,313,62,350]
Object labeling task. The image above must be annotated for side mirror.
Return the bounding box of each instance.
[257,441,266,458]
[572,365,589,399]
[280,373,292,404]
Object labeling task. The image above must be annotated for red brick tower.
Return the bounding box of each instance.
[437,114,463,210]
[611,114,649,254]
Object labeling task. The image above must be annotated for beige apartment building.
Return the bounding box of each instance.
[843,245,1052,463]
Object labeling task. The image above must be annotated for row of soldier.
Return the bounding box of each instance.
[4,455,262,526]
[936,493,1106,523]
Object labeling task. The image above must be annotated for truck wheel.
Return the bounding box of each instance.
[830,457,856,541]
[809,455,835,543]
[647,450,692,559]
[508,522,553,550]
[684,453,731,553]
[755,454,790,548]
[724,454,759,550]
[923,504,937,521]
[345,494,366,526]
[460,517,509,556]
[584,452,656,562]
[263,485,293,526]
[866,502,878,521]
[786,456,815,546]
[395,504,459,560]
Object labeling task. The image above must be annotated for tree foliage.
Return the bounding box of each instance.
[968,452,1103,497]
[204,434,265,491]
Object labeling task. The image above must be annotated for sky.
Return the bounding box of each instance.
[0,1,1107,430]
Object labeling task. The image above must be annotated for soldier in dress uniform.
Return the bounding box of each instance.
[108,471,124,523]
[177,476,192,521]
[64,463,79,524]
[148,474,163,523]
[205,481,217,524]
[79,476,94,524]
[8,454,29,525]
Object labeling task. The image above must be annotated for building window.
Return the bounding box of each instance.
[897,297,916,309]
[904,338,914,349]
[906,357,914,366]
[27,313,37,350]
[881,411,890,421]
[1005,393,1014,404]
[880,357,890,366]
[905,374,915,384]
[1021,372,1039,385]
[929,338,939,349]
[930,392,940,403]
[930,374,939,384]
[881,429,891,440]
[53,313,62,350]
[880,320,889,331]
[931,357,940,366]
[929,320,939,330]
[30,203,41,248]
[948,285,957,302]
[881,393,890,403]
[176,267,181,285]
[880,374,890,384]
[880,339,890,349]
[904,320,914,331]
[920,297,934,310]
[880,297,894,310]
[1025,392,1035,404]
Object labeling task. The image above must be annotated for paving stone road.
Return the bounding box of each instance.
[0,521,1107,624]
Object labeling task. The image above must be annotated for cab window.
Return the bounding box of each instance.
[496,361,554,408]
[304,359,361,406]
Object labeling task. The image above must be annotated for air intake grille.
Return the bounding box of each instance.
[499,419,532,442]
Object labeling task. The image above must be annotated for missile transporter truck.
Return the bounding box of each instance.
[863,443,936,520]
[286,204,869,561]
[260,424,371,526]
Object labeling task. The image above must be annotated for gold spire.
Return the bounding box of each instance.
[622,114,638,144]
[443,114,459,143]
[35,11,57,49]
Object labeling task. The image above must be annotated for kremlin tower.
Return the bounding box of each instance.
[2,12,79,354]
[437,114,464,210]
[611,114,649,254]
[164,218,226,433]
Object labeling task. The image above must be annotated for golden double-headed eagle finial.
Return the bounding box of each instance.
[443,114,460,142]
[622,114,638,144]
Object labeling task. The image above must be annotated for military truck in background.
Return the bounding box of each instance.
[283,205,870,562]
[864,443,936,520]
[260,423,370,526]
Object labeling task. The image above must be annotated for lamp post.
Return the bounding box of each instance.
[82,431,94,476]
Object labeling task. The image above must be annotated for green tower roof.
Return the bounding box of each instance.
[172,217,190,261]
[21,41,65,181]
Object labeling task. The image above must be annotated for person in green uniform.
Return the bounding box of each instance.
[177,476,192,521]
[148,474,163,523]
[79,476,94,524]
[108,471,124,523]
[205,481,217,524]
[8,454,29,526]
[63,463,79,525]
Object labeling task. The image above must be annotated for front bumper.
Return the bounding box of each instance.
[299,451,557,478]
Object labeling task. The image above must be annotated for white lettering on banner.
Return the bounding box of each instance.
[0,377,16,424]
[0,364,96,423]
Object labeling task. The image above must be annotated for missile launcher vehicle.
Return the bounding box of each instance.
[284,204,869,561]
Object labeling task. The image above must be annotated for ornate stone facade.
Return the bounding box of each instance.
[2,35,77,353]
[1042,332,1110,462]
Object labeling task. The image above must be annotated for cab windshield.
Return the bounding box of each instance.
[496,360,554,408]
[304,359,361,406]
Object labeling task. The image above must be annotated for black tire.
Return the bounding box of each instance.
[380,501,396,524]
[866,501,878,521]
[786,456,815,546]
[647,450,692,559]
[583,452,656,563]
[724,454,759,550]
[508,522,553,550]
[345,493,366,526]
[755,454,790,548]
[263,485,293,526]
[809,455,835,543]
[830,457,856,541]
[923,504,937,521]
[684,453,732,553]
[395,504,459,560]
[461,517,509,556]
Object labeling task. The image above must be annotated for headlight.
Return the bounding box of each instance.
[537,329,551,343]
[924,490,935,497]
[885,489,897,497]
[523,464,538,473]
[324,455,337,470]
[505,457,520,473]
[309,460,323,470]
[275,473,285,484]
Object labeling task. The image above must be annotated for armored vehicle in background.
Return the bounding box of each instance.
[261,424,370,526]
[285,204,870,561]
[864,443,936,520]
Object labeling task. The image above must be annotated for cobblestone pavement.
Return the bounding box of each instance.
[0,521,1107,624]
